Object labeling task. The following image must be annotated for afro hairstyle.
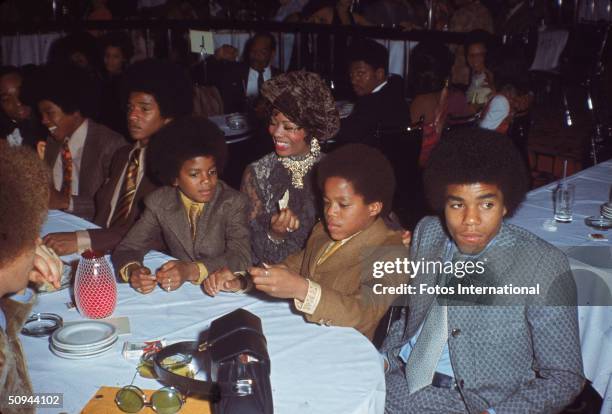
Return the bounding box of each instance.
[317,143,395,216]
[36,64,98,116]
[122,59,193,119]
[423,128,529,216]
[146,116,227,186]
[347,37,389,74]
[0,141,49,267]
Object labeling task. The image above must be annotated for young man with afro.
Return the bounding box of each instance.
[38,64,125,220]
[112,116,251,294]
[0,142,62,414]
[43,59,194,257]
[381,128,584,413]
[204,144,407,341]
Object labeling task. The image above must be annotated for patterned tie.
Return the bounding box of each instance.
[60,139,73,197]
[189,203,200,240]
[257,69,265,95]
[110,148,141,226]
[404,270,450,394]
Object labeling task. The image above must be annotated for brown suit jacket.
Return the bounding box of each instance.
[284,218,406,340]
[44,120,125,220]
[88,144,158,254]
[112,181,251,275]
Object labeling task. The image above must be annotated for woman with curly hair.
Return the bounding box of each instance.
[240,71,340,265]
[112,116,251,294]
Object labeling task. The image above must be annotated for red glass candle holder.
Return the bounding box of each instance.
[74,250,117,319]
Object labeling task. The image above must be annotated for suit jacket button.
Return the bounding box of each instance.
[451,328,461,337]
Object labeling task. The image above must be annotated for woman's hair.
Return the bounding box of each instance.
[409,41,453,95]
[147,115,227,186]
[423,128,529,216]
[317,144,395,216]
[121,58,194,119]
[0,142,49,267]
[100,31,134,64]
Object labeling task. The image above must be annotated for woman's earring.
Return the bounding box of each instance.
[310,137,321,156]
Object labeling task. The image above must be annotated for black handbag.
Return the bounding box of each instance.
[153,308,273,414]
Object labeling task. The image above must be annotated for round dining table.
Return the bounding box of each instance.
[22,210,386,413]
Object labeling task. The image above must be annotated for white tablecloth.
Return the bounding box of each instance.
[24,210,385,413]
[508,159,612,413]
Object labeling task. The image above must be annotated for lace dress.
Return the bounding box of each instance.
[241,152,322,265]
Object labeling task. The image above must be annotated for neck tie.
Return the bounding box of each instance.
[110,148,141,226]
[316,240,343,266]
[60,139,73,197]
[189,203,200,240]
[257,69,265,95]
[404,261,455,394]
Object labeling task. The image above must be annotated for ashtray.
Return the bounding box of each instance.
[21,313,63,337]
[225,114,247,130]
[585,215,612,230]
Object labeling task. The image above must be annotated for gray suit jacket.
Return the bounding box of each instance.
[382,216,584,413]
[44,120,125,220]
[112,181,251,275]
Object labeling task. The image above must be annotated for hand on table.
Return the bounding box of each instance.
[43,232,78,256]
[156,260,198,292]
[28,240,62,289]
[270,208,300,240]
[129,265,156,294]
[203,266,241,296]
[249,263,308,301]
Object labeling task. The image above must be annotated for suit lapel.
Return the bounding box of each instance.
[79,120,96,195]
[165,189,195,260]
[44,137,60,169]
[312,219,389,278]
[193,181,223,250]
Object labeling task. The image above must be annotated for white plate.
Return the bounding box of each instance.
[51,321,117,349]
[52,336,118,354]
[50,342,115,359]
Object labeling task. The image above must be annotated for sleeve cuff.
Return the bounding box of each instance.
[66,195,74,212]
[192,262,209,285]
[487,409,496,414]
[119,262,142,283]
[294,279,322,315]
[76,230,92,254]
[10,288,34,303]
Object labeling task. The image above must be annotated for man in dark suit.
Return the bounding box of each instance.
[382,129,584,413]
[43,59,194,256]
[206,32,282,113]
[38,65,125,221]
[335,38,410,147]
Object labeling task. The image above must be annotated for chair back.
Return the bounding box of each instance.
[374,121,425,229]
[193,85,224,118]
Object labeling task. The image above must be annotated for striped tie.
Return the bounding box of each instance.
[60,139,73,197]
[110,148,141,226]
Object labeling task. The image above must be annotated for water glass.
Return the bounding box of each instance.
[554,183,575,223]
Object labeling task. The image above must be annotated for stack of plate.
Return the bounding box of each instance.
[50,320,117,359]
[602,203,612,219]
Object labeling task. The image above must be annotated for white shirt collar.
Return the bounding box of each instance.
[371,80,388,94]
